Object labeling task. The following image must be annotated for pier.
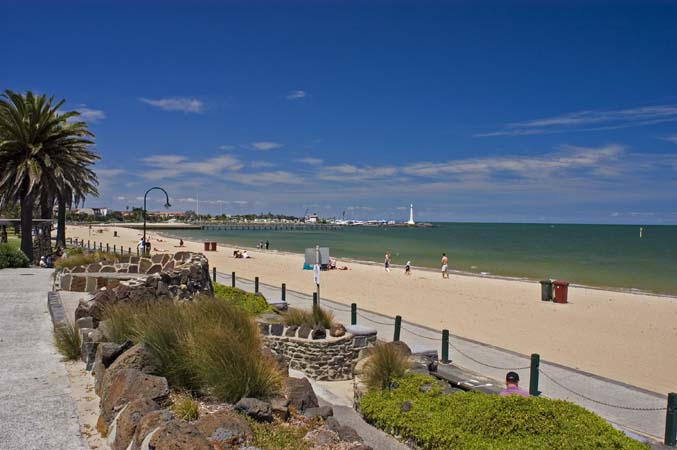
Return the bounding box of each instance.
[201,223,343,232]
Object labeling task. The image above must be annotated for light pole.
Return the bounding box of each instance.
[143,187,171,246]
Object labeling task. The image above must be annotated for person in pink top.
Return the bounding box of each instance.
[500,371,530,397]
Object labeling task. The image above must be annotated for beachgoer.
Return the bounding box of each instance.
[242,250,249,259]
[138,238,145,252]
[265,240,269,250]
[89,224,92,236]
[145,238,152,255]
[500,372,529,397]
[441,253,449,279]
[39,256,47,268]
[405,261,411,275]
[385,251,391,272]
[1,225,8,243]
[179,239,184,247]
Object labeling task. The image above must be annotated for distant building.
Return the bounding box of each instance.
[307,213,319,223]
[407,204,415,225]
[75,207,108,217]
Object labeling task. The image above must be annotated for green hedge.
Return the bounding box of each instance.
[0,243,29,269]
[213,283,272,315]
[360,374,647,450]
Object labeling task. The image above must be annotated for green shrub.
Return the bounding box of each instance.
[360,374,648,450]
[213,283,272,315]
[363,343,410,391]
[247,418,313,450]
[0,243,29,269]
[101,297,283,403]
[100,303,142,344]
[172,393,199,421]
[53,321,82,360]
[55,250,119,269]
[283,305,334,329]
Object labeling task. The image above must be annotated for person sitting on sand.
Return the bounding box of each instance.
[405,261,411,275]
[179,239,184,247]
[500,372,529,397]
[242,250,249,259]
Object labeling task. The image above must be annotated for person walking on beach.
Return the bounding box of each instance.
[265,240,269,250]
[405,260,411,275]
[441,253,449,279]
[385,251,391,272]
[500,372,529,397]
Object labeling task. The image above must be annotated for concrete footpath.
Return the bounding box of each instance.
[219,272,669,444]
[0,268,88,450]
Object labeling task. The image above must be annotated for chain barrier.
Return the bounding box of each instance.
[355,312,394,326]
[400,325,441,341]
[320,302,352,313]
[539,370,666,411]
[449,341,531,371]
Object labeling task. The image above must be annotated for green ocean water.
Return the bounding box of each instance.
[169,223,677,296]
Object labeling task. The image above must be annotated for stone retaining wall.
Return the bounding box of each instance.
[260,324,376,381]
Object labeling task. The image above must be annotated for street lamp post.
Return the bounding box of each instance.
[143,187,171,251]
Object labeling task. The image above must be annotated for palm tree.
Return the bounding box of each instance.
[0,90,98,260]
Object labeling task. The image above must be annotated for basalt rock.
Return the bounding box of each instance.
[195,410,253,447]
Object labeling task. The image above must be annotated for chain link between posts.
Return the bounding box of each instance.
[539,370,667,411]
[449,341,531,371]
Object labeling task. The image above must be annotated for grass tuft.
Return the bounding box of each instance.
[172,393,200,421]
[53,321,82,360]
[213,283,272,315]
[283,305,334,329]
[100,303,141,344]
[363,342,410,391]
[55,250,119,269]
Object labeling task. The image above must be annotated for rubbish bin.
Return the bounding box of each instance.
[210,241,217,251]
[203,242,210,251]
[539,280,553,301]
[553,280,570,304]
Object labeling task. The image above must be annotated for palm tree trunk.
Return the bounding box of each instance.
[40,190,53,220]
[57,194,66,247]
[20,192,34,261]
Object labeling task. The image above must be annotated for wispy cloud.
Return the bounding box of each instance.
[141,154,243,180]
[75,106,106,123]
[250,160,276,168]
[95,168,124,178]
[318,164,397,182]
[659,135,677,144]
[286,90,308,100]
[296,157,323,166]
[228,171,305,186]
[139,97,204,113]
[219,144,235,150]
[478,105,677,137]
[250,141,282,151]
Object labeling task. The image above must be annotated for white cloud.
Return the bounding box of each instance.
[659,135,677,144]
[286,90,308,100]
[233,200,249,205]
[219,144,235,150]
[318,164,397,182]
[139,97,204,113]
[140,153,243,180]
[228,171,305,186]
[250,161,276,168]
[115,196,126,201]
[296,157,323,166]
[250,141,282,151]
[75,106,106,123]
[478,105,677,137]
[95,168,124,178]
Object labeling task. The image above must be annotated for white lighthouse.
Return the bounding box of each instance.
[407,204,415,225]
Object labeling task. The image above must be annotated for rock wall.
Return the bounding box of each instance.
[56,252,210,294]
[260,324,376,381]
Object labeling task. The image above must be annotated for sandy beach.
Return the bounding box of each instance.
[66,224,677,395]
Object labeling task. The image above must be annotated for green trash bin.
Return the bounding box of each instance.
[539,280,553,301]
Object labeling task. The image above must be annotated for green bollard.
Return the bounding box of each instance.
[88,240,90,250]
[128,247,131,255]
[666,392,677,446]
[442,329,450,364]
[113,244,116,254]
[255,276,259,293]
[351,303,357,325]
[394,315,402,341]
[212,267,216,282]
[281,283,286,301]
[106,243,109,253]
[313,292,318,306]
[529,353,541,396]
[231,271,236,287]
[99,243,103,251]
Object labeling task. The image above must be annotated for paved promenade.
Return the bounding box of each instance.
[218,272,668,443]
[0,269,88,450]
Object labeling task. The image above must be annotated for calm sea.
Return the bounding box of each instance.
[168,223,677,296]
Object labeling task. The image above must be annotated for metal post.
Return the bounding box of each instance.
[351,303,357,325]
[666,393,677,446]
[99,243,102,251]
[231,271,236,287]
[113,244,116,254]
[313,292,318,306]
[442,329,449,364]
[281,283,286,301]
[128,247,131,255]
[88,240,90,250]
[529,353,541,396]
[394,315,402,341]
[106,243,109,253]
[212,267,216,282]
[255,276,259,293]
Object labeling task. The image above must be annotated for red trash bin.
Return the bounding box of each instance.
[210,241,217,251]
[553,280,569,303]
[203,242,210,251]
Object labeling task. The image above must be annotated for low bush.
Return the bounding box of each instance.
[360,374,648,450]
[247,418,313,450]
[53,321,82,360]
[0,243,29,269]
[101,297,283,403]
[283,305,334,329]
[363,343,410,391]
[172,393,199,421]
[55,250,119,269]
[213,283,272,315]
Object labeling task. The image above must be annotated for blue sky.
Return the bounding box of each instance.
[2,0,677,223]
